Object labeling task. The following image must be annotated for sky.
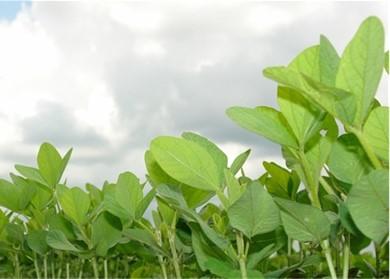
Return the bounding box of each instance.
[0,1,388,187]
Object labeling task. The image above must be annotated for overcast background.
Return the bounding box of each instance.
[0,1,388,187]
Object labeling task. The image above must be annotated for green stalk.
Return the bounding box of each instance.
[114,257,120,279]
[287,237,292,265]
[297,150,338,279]
[44,255,48,279]
[66,263,70,279]
[156,229,168,279]
[342,234,350,279]
[92,257,99,279]
[236,231,248,279]
[14,253,20,279]
[33,253,41,279]
[322,240,338,279]
[375,243,382,278]
[78,259,84,279]
[104,259,108,279]
[168,212,181,279]
[50,259,55,279]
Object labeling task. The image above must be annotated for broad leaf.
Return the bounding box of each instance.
[275,198,331,242]
[347,170,389,243]
[228,182,280,238]
[150,136,221,191]
[91,212,122,256]
[46,230,80,252]
[226,106,298,148]
[27,230,49,255]
[14,165,48,187]
[0,178,35,212]
[115,172,143,219]
[336,16,385,125]
[37,143,63,187]
[57,185,90,225]
[328,134,373,184]
[362,106,389,161]
[145,150,213,208]
[182,131,227,182]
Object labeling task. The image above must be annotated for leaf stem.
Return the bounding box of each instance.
[322,239,338,279]
[33,253,41,279]
[168,212,181,279]
[236,231,248,279]
[375,243,382,278]
[342,234,350,279]
[78,259,84,279]
[92,257,99,279]
[44,255,48,279]
[104,258,108,279]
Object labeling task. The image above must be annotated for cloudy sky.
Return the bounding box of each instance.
[0,1,388,187]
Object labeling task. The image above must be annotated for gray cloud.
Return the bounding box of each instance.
[0,1,387,185]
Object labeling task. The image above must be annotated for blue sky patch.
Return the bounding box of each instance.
[0,1,31,21]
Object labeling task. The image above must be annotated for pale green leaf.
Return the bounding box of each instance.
[150,136,221,191]
[228,182,280,238]
[362,106,389,161]
[230,149,251,175]
[57,185,90,225]
[46,230,80,252]
[275,198,331,242]
[347,170,389,243]
[336,16,385,125]
[115,172,143,219]
[226,106,298,148]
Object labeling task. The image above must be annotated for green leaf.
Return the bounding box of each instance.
[37,142,63,187]
[27,230,49,255]
[115,172,143,219]
[182,131,227,182]
[362,106,389,161]
[14,165,48,187]
[150,136,221,191]
[47,213,76,241]
[0,179,24,212]
[263,67,356,125]
[385,50,389,73]
[275,198,331,242]
[91,212,122,256]
[347,170,389,243]
[103,184,130,221]
[336,16,385,125]
[204,258,264,279]
[247,244,277,269]
[318,35,340,86]
[226,106,298,148]
[124,228,166,256]
[277,86,321,145]
[145,150,213,208]
[46,230,80,252]
[230,149,251,175]
[57,185,90,225]
[328,134,373,184]
[224,169,245,206]
[228,182,280,238]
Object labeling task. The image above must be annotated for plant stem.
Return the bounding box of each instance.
[14,253,20,279]
[78,259,84,279]
[298,150,337,279]
[287,237,292,266]
[44,255,48,279]
[349,127,383,169]
[104,258,108,279]
[322,239,338,279]
[319,176,337,196]
[33,253,41,279]
[156,229,168,279]
[168,228,181,279]
[342,234,350,279]
[66,263,70,279]
[236,231,248,279]
[92,257,99,279]
[375,243,382,278]
[51,258,55,279]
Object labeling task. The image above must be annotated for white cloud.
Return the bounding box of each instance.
[0,1,387,186]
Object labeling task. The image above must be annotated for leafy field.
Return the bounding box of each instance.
[0,16,388,279]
